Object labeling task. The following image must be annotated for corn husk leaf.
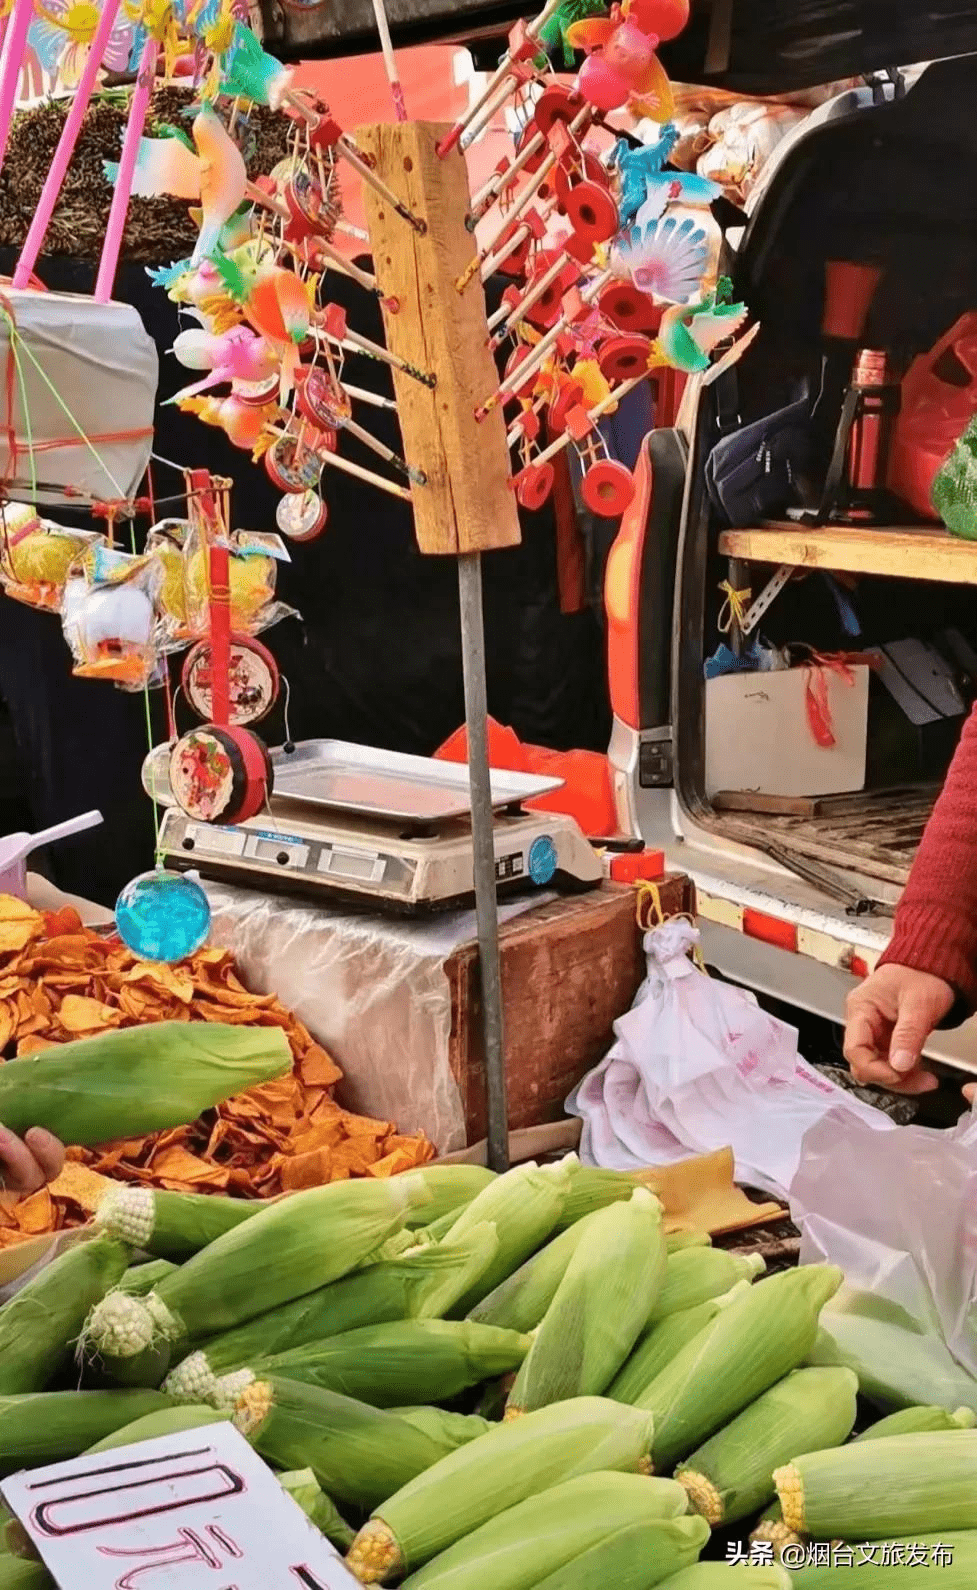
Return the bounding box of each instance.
[649,1248,765,1323]
[775,1430,977,1540]
[467,1213,600,1333]
[399,1472,699,1590]
[278,1469,355,1551]
[444,1163,569,1314]
[0,1233,130,1394]
[639,1264,843,1472]
[387,1407,491,1450]
[675,1366,858,1525]
[506,1189,666,1413]
[0,1390,172,1475]
[86,1406,231,1453]
[348,1396,657,1582]
[608,1292,737,1406]
[255,1319,529,1408]
[526,1518,711,1590]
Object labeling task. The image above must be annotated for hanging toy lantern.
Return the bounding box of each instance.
[169,723,273,825]
[115,867,212,963]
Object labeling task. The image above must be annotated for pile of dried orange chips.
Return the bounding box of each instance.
[0,895,434,1247]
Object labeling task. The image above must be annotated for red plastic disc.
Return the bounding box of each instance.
[548,378,585,434]
[513,461,555,511]
[563,182,620,244]
[276,488,329,542]
[182,634,280,726]
[513,126,546,176]
[553,152,607,214]
[581,459,637,518]
[498,227,533,278]
[169,724,273,825]
[532,84,586,138]
[598,333,653,382]
[598,281,663,334]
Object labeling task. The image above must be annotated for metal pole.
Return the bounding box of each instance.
[457,552,509,1172]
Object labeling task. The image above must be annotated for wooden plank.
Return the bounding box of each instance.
[719,523,977,585]
[355,119,520,557]
[446,877,694,1144]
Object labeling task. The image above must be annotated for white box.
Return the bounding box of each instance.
[705,665,869,799]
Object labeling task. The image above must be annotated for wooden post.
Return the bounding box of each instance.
[355,119,520,558]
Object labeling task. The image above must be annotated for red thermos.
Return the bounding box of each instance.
[841,349,899,522]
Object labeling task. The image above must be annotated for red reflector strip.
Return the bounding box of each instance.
[742,909,798,952]
[609,850,666,883]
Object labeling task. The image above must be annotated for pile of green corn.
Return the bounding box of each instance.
[2,1156,976,1589]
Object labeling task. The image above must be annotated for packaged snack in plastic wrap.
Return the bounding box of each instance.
[181,520,294,639]
[61,543,164,690]
[146,518,192,646]
[0,501,103,612]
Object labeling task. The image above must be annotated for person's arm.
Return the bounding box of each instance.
[845,699,977,1094]
[0,1127,64,1195]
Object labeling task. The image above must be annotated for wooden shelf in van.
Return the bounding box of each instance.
[718,522,977,585]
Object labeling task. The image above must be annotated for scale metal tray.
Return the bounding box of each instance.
[272,740,563,825]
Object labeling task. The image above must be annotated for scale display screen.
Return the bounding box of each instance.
[188,825,247,856]
[319,847,384,881]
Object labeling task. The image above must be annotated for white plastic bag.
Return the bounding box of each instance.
[792,1107,977,1410]
[566,919,893,1199]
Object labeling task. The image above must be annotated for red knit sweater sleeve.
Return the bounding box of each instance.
[880,700,977,1009]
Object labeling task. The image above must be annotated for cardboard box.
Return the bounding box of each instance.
[706,665,869,799]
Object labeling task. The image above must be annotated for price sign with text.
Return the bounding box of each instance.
[1,1423,360,1590]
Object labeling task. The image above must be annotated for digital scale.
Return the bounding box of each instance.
[156,739,603,913]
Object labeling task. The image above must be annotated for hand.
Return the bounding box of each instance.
[0,1126,65,1195]
[844,963,955,1095]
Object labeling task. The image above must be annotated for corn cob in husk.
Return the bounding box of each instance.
[528,1518,711,1590]
[649,1248,765,1323]
[607,1290,743,1406]
[0,1390,172,1475]
[0,1234,130,1394]
[232,1376,460,1512]
[775,1430,977,1539]
[657,1568,791,1588]
[466,1214,599,1333]
[388,1407,492,1450]
[119,1259,177,1297]
[86,1405,231,1452]
[639,1264,843,1473]
[506,1189,666,1415]
[554,1159,643,1230]
[0,1022,290,1146]
[398,1472,698,1590]
[789,1534,977,1585]
[666,1231,712,1253]
[233,1320,530,1409]
[852,1404,977,1440]
[96,1187,261,1259]
[346,1395,657,1583]
[84,1172,431,1376]
[443,1163,569,1314]
[404,1167,496,1227]
[163,1224,498,1401]
[279,1470,355,1551]
[675,1367,858,1526]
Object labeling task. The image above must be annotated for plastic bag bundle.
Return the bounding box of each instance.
[61,543,163,690]
[0,501,102,612]
[180,522,293,640]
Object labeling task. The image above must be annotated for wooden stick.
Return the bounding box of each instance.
[475,268,612,420]
[435,0,563,157]
[330,322,437,388]
[532,374,646,466]
[370,0,408,122]
[470,126,544,217]
[489,244,578,344]
[343,381,398,411]
[340,411,426,485]
[320,446,413,500]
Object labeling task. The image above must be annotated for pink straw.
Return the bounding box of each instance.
[94,34,157,302]
[13,0,122,288]
[0,0,37,173]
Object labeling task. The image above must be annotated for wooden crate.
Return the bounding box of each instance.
[445,876,694,1146]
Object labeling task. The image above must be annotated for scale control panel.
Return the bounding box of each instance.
[159,811,418,897]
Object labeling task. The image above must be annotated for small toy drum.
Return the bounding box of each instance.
[169,724,273,825]
[182,633,280,726]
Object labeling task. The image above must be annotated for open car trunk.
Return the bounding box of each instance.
[675,53,977,915]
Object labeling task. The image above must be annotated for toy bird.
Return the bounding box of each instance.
[168,325,279,402]
[657,288,748,373]
[611,126,722,228]
[219,20,293,107]
[105,104,246,264]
